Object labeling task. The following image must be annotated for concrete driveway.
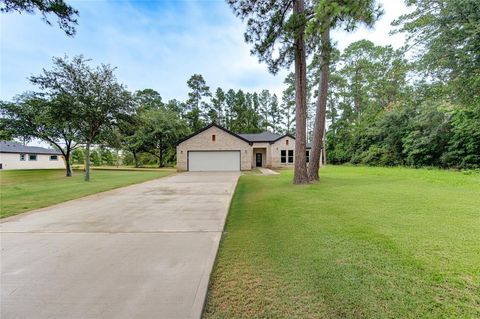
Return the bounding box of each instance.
[0,171,240,319]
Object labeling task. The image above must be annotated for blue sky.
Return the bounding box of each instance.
[1,0,409,102]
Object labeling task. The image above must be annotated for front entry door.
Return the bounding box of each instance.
[256,153,262,167]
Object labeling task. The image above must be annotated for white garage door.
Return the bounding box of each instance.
[188,151,240,171]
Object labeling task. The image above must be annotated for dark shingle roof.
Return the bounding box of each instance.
[0,141,62,155]
[238,132,283,142]
[237,131,313,147]
[176,123,313,148]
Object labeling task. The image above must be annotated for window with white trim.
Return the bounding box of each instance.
[281,150,287,163]
[50,155,58,161]
[28,154,37,161]
[288,150,294,163]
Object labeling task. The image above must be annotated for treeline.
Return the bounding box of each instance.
[69,146,173,168]
[0,56,298,175]
[323,0,479,169]
[70,147,118,166]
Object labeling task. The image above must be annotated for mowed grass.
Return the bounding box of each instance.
[0,168,174,218]
[204,166,480,318]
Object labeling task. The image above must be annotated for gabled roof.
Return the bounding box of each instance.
[238,131,282,142]
[176,123,253,145]
[239,131,297,144]
[241,132,312,148]
[0,141,62,155]
[272,133,296,144]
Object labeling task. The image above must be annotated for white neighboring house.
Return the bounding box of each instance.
[0,141,65,170]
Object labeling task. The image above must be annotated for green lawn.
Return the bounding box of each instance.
[204,166,480,318]
[0,168,174,218]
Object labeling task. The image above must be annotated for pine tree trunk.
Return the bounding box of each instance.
[85,142,91,182]
[308,28,330,182]
[322,132,327,165]
[292,0,309,185]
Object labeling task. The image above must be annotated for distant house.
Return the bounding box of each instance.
[0,141,64,170]
[176,123,315,172]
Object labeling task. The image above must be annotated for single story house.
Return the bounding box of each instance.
[0,141,64,170]
[176,123,313,171]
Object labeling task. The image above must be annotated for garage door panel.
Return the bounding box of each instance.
[188,151,240,171]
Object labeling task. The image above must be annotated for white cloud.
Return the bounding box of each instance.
[1,0,410,103]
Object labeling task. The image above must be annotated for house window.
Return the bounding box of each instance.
[212,134,216,141]
[29,154,37,161]
[281,150,287,163]
[50,155,58,161]
[20,154,26,161]
[288,150,294,163]
[306,151,310,163]
[286,139,289,146]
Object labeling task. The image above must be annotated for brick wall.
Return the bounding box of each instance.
[176,126,252,171]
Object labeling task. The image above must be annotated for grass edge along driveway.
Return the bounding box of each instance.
[0,168,174,218]
[204,166,480,318]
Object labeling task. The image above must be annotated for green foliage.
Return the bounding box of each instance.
[185,74,211,131]
[137,107,189,167]
[446,103,480,168]
[121,152,134,166]
[306,0,383,37]
[228,90,262,133]
[210,88,226,126]
[402,101,451,167]
[393,0,480,104]
[89,149,101,166]
[71,147,84,164]
[325,2,480,169]
[325,40,412,166]
[281,72,296,134]
[119,88,191,168]
[268,94,281,133]
[0,117,15,140]
[135,89,163,111]
[257,89,271,131]
[100,148,115,166]
[338,40,409,117]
